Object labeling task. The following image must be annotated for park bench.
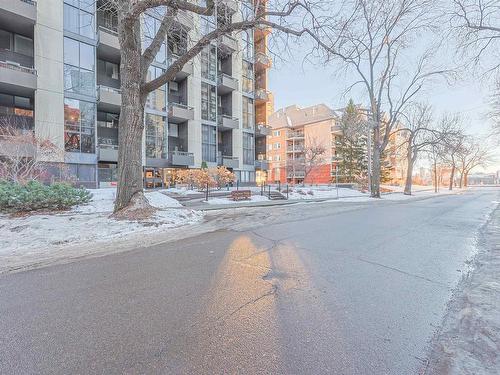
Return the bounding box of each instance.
[230,190,252,201]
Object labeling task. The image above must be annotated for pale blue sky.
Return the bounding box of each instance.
[268,54,499,171]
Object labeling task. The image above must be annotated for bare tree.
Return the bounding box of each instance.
[439,115,466,190]
[398,104,454,195]
[303,137,327,185]
[103,0,321,214]
[317,0,450,198]
[456,137,493,187]
[0,119,64,183]
[451,0,500,73]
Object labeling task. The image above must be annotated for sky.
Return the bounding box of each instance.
[268,48,500,173]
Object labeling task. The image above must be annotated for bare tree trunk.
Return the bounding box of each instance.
[371,144,381,198]
[464,171,469,187]
[449,164,455,191]
[433,160,438,193]
[404,144,414,195]
[114,13,148,213]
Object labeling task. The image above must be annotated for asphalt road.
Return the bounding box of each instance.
[0,189,498,374]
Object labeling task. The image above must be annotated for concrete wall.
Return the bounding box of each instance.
[34,0,65,159]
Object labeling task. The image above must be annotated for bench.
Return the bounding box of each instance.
[230,190,252,201]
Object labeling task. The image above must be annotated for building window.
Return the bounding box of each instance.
[146,66,167,111]
[242,30,253,61]
[273,130,281,137]
[63,1,95,39]
[64,37,96,97]
[64,98,96,153]
[243,132,255,165]
[201,44,217,81]
[67,163,96,188]
[274,142,281,149]
[142,15,167,64]
[242,96,254,130]
[242,60,254,94]
[201,82,217,122]
[268,144,272,151]
[145,113,167,159]
[0,30,34,67]
[274,155,281,161]
[202,124,217,162]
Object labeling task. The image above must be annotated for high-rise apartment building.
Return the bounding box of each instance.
[0,0,272,188]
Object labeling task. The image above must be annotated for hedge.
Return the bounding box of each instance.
[0,181,92,213]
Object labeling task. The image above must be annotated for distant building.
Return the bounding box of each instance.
[467,173,497,185]
[267,104,341,184]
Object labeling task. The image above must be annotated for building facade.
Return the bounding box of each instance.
[0,0,272,188]
[267,104,341,185]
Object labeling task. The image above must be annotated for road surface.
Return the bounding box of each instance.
[0,189,498,374]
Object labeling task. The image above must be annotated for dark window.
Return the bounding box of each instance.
[202,124,217,162]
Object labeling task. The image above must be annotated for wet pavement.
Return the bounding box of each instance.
[0,188,498,374]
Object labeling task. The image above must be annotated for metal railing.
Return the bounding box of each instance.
[0,60,36,75]
[98,24,118,36]
[168,102,194,110]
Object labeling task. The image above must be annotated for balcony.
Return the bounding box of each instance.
[255,123,271,137]
[255,160,268,170]
[0,60,36,95]
[286,146,304,153]
[222,155,239,169]
[218,114,239,131]
[286,130,305,139]
[98,144,118,162]
[169,150,194,166]
[0,0,36,29]
[218,34,237,53]
[255,52,272,69]
[255,88,270,103]
[217,73,238,95]
[97,85,121,113]
[169,55,193,80]
[97,25,120,62]
[168,102,194,123]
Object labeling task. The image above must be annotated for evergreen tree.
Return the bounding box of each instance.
[336,100,368,183]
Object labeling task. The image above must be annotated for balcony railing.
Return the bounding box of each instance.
[98,24,118,35]
[0,49,36,73]
[169,101,193,111]
[286,130,305,139]
[255,51,271,68]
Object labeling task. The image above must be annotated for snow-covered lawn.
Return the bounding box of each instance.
[0,189,203,259]
[206,194,270,205]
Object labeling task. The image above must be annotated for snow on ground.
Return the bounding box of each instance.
[206,194,270,205]
[287,186,369,200]
[0,188,202,258]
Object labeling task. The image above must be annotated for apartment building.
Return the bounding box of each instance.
[267,104,342,184]
[0,0,271,188]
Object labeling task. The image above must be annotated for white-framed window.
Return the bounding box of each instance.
[274,142,281,149]
[274,155,281,161]
[273,130,281,137]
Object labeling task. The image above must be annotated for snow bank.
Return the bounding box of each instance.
[0,189,203,259]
